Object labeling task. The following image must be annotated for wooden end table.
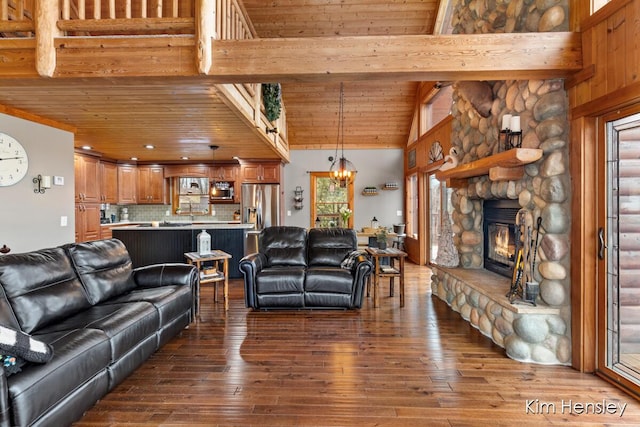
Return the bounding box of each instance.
[185,250,232,313]
[365,247,407,308]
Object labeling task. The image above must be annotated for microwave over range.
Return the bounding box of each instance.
[210,181,234,202]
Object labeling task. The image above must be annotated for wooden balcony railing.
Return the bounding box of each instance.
[0,0,34,34]
[0,0,287,158]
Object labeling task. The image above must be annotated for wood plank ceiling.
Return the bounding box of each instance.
[0,1,441,162]
[242,0,440,152]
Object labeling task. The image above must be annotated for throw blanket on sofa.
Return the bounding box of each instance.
[0,325,53,375]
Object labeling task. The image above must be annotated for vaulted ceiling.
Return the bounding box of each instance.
[242,0,441,153]
[0,1,439,162]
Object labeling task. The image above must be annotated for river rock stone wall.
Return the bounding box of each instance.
[430,0,572,365]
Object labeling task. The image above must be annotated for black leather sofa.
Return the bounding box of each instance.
[239,227,373,309]
[0,238,197,427]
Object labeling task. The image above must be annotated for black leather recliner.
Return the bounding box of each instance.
[239,227,372,309]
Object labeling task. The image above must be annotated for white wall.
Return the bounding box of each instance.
[0,113,75,254]
[283,149,405,231]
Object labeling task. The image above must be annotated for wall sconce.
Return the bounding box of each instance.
[33,175,51,194]
[293,186,304,210]
[499,114,522,151]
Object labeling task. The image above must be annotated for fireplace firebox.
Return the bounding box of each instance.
[483,200,520,277]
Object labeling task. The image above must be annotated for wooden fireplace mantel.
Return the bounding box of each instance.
[434,148,543,187]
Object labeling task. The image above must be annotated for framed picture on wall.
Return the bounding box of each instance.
[408,148,416,169]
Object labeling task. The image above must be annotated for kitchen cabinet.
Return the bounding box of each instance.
[210,164,239,181]
[75,202,101,242]
[100,161,118,203]
[74,154,101,204]
[117,165,137,204]
[240,162,281,183]
[163,164,209,178]
[100,225,113,240]
[138,166,166,204]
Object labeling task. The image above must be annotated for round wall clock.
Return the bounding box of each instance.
[0,132,29,187]
[429,141,444,163]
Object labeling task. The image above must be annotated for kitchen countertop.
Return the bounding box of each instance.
[106,221,255,230]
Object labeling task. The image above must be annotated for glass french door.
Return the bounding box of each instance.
[600,110,640,390]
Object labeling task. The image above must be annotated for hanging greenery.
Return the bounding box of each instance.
[262,83,282,122]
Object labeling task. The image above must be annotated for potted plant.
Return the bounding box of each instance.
[376,227,388,249]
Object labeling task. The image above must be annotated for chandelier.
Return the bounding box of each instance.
[330,83,356,188]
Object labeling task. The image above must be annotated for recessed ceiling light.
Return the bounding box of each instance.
[82,145,92,150]
[130,157,138,161]
[144,144,155,149]
[181,156,189,160]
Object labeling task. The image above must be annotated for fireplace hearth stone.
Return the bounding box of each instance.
[431,266,570,365]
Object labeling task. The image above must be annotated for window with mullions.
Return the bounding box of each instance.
[310,172,355,228]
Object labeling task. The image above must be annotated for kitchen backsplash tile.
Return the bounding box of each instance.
[106,204,240,222]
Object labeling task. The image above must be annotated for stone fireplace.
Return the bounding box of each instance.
[430,0,572,366]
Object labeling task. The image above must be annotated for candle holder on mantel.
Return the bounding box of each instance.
[499,114,523,152]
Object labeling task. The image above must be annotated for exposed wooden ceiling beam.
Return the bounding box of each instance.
[210,32,582,83]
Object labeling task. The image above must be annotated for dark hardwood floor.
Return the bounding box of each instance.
[75,263,640,426]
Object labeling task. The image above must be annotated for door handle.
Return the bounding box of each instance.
[598,227,607,260]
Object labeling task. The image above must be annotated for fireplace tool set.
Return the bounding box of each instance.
[506,209,543,306]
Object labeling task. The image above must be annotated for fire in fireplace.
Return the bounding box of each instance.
[483,200,520,277]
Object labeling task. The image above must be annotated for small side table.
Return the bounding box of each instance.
[365,247,407,308]
[185,250,232,313]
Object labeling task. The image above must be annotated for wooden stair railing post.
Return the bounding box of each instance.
[197,0,215,74]
[35,0,62,77]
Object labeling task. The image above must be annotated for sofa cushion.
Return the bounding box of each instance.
[305,267,354,294]
[260,226,307,267]
[256,266,305,294]
[36,302,159,362]
[106,285,192,327]
[65,239,137,305]
[307,228,357,267]
[9,328,111,427]
[0,247,92,333]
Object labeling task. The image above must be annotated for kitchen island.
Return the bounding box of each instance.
[111,222,254,278]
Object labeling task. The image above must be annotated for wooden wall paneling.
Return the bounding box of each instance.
[570,116,598,373]
[592,20,609,100]
[607,8,627,92]
[627,0,640,88]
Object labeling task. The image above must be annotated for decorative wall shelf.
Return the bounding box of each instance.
[434,148,543,186]
[362,187,379,196]
[382,182,399,190]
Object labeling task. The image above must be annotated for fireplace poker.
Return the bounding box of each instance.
[530,216,543,281]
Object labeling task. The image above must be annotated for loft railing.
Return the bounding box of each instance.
[0,0,35,35]
[0,0,287,156]
[0,1,256,39]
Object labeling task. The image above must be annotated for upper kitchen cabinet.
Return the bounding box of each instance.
[164,164,209,178]
[100,161,118,204]
[138,166,167,204]
[74,154,101,204]
[240,161,281,183]
[117,165,137,204]
[210,164,239,181]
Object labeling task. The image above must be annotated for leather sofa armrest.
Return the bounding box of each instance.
[0,369,9,427]
[133,263,198,290]
[351,255,373,308]
[239,253,267,309]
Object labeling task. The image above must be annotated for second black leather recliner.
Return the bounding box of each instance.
[239,226,372,309]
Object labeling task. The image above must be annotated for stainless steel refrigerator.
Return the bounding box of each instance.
[242,183,280,254]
